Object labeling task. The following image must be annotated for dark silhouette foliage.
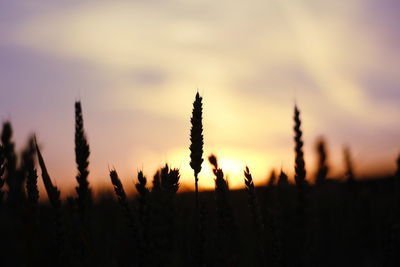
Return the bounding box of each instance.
[190,92,204,209]
[135,170,149,222]
[35,137,65,264]
[109,169,131,222]
[209,154,239,265]
[293,105,307,188]
[315,137,329,185]
[268,169,277,187]
[278,169,289,186]
[0,97,398,267]
[22,137,39,206]
[35,138,61,209]
[0,144,5,203]
[2,122,21,204]
[344,146,355,182]
[244,166,266,266]
[293,105,308,267]
[74,101,91,222]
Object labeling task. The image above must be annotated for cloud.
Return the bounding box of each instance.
[1,0,399,191]
[8,0,399,131]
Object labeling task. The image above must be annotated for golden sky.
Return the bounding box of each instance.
[0,0,399,195]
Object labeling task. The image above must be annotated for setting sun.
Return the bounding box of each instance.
[0,1,399,266]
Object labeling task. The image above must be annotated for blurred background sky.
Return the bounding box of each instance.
[0,0,399,195]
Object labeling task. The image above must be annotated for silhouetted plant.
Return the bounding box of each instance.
[315,137,329,185]
[268,169,277,187]
[23,137,39,207]
[293,105,307,187]
[64,195,86,267]
[190,92,204,210]
[136,170,149,224]
[264,169,283,267]
[35,139,60,207]
[109,168,140,264]
[189,92,205,267]
[152,170,161,193]
[74,101,91,222]
[163,166,180,245]
[244,166,266,266]
[147,169,164,265]
[293,105,308,267]
[209,155,230,202]
[20,136,40,265]
[209,154,237,265]
[393,153,400,218]
[1,90,399,267]
[2,122,20,205]
[147,165,181,265]
[0,144,5,203]
[391,153,400,267]
[277,170,289,187]
[35,137,65,264]
[135,170,150,266]
[109,169,135,229]
[343,146,355,182]
[161,165,180,195]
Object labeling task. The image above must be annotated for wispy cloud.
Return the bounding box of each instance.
[1,0,399,191]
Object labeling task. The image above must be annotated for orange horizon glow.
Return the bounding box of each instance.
[1,1,399,200]
[32,124,398,202]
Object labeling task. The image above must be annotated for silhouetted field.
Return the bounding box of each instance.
[1,176,400,267]
[0,94,399,267]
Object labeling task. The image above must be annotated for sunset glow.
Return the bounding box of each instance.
[1,0,399,196]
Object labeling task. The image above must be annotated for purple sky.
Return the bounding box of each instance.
[0,0,399,195]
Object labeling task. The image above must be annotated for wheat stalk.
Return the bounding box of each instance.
[109,169,134,228]
[209,155,229,197]
[20,136,40,266]
[22,134,40,267]
[34,137,65,263]
[396,153,399,179]
[190,92,204,210]
[1,122,19,204]
[396,153,400,179]
[278,169,289,186]
[0,144,5,203]
[74,101,91,222]
[293,105,306,188]
[168,168,181,194]
[135,170,149,220]
[343,146,355,182]
[244,166,266,266]
[136,170,149,195]
[152,169,161,193]
[35,138,61,208]
[23,137,39,207]
[147,165,181,265]
[383,153,400,267]
[135,170,150,266]
[109,168,140,264]
[293,105,308,267]
[315,137,329,185]
[208,154,237,265]
[268,169,277,187]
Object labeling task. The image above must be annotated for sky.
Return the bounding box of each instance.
[0,0,399,196]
